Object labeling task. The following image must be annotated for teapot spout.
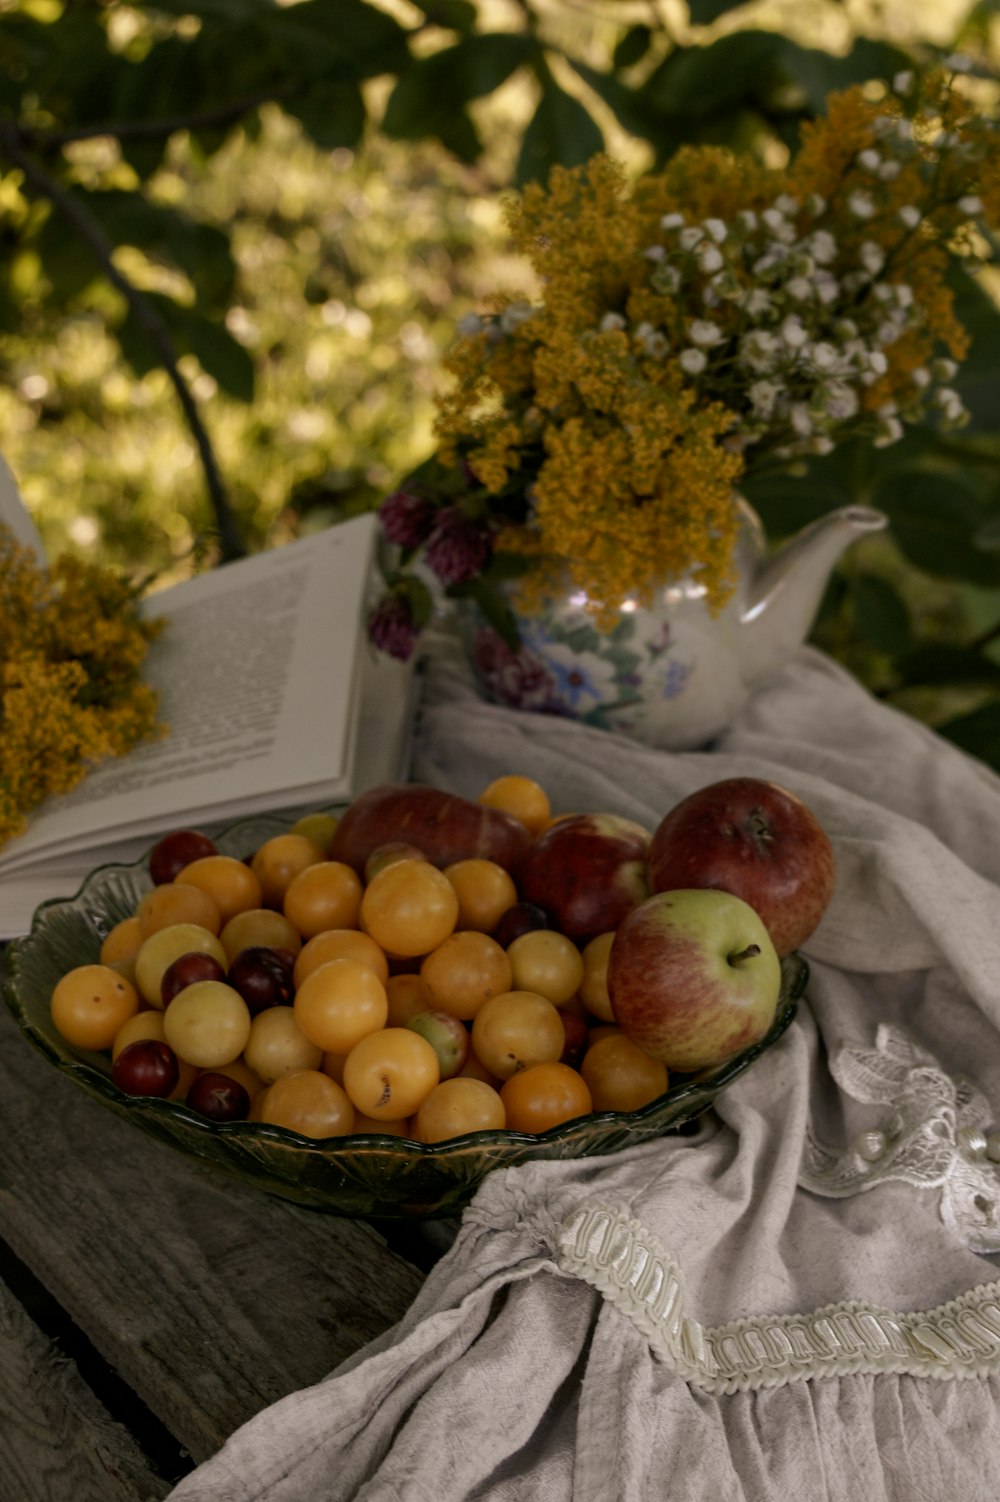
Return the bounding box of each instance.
[740,504,888,680]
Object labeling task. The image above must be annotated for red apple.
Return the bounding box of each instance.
[607,889,781,1071]
[647,777,835,956]
[517,813,651,943]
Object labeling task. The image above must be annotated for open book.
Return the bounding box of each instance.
[0,467,417,937]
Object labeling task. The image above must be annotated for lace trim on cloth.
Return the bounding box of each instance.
[554,1202,1000,1395]
[799,1024,1000,1254]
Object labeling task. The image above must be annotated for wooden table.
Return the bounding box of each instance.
[0,997,441,1502]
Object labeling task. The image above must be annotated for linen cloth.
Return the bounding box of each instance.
[168,641,1000,1502]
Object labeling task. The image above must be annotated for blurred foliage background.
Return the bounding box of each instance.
[3,0,1000,761]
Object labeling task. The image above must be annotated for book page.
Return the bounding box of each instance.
[0,453,46,559]
[0,649,418,939]
[0,514,380,874]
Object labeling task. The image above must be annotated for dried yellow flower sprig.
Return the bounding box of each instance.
[369,70,1000,659]
[0,524,164,851]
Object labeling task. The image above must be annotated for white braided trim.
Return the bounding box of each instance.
[555,1202,1000,1395]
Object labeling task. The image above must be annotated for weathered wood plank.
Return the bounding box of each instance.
[0,1003,425,1465]
[0,1278,170,1502]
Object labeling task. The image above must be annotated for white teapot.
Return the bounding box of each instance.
[461,499,888,750]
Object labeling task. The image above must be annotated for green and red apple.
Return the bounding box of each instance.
[607,888,782,1071]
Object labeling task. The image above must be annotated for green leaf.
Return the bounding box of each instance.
[516,77,604,187]
[182,315,255,401]
[937,701,1000,770]
[779,37,913,113]
[35,212,103,305]
[285,78,366,151]
[613,25,653,71]
[851,572,913,656]
[262,0,410,77]
[69,190,237,308]
[462,578,521,651]
[413,0,477,29]
[642,31,910,123]
[740,468,856,538]
[687,0,750,21]
[568,60,673,146]
[948,267,1000,434]
[115,294,255,400]
[874,470,1000,586]
[382,33,537,143]
[642,32,787,116]
[895,644,1000,688]
[399,574,435,629]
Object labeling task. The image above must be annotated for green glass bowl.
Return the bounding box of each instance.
[2,814,808,1219]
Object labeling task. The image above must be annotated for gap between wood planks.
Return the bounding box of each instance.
[0,1233,193,1490]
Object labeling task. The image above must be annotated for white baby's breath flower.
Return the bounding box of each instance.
[753,246,789,277]
[911,366,931,388]
[742,288,773,317]
[834,318,858,340]
[896,119,913,142]
[786,276,813,301]
[702,286,722,307]
[874,416,904,447]
[810,342,839,371]
[809,436,835,455]
[825,383,859,421]
[867,349,889,376]
[638,326,670,358]
[781,315,809,349]
[936,389,968,427]
[679,226,704,251]
[879,160,901,181]
[644,244,666,262]
[703,218,727,243]
[808,230,837,264]
[698,244,724,274]
[739,329,779,371]
[457,312,484,335]
[651,264,681,295]
[748,379,780,416]
[945,52,973,72]
[877,401,899,418]
[876,321,902,347]
[848,192,876,219]
[789,403,814,436]
[737,210,759,232]
[860,241,885,276]
[600,312,627,333]
[933,357,959,380]
[806,193,827,218]
[815,274,841,305]
[688,318,723,346]
[893,70,914,94]
[678,347,708,375]
[858,149,881,171]
[660,212,685,231]
[959,195,984,215]
[774,194,799,216]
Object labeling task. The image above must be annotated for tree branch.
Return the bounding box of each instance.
[19,90,293,151]
[0,124,245,563]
